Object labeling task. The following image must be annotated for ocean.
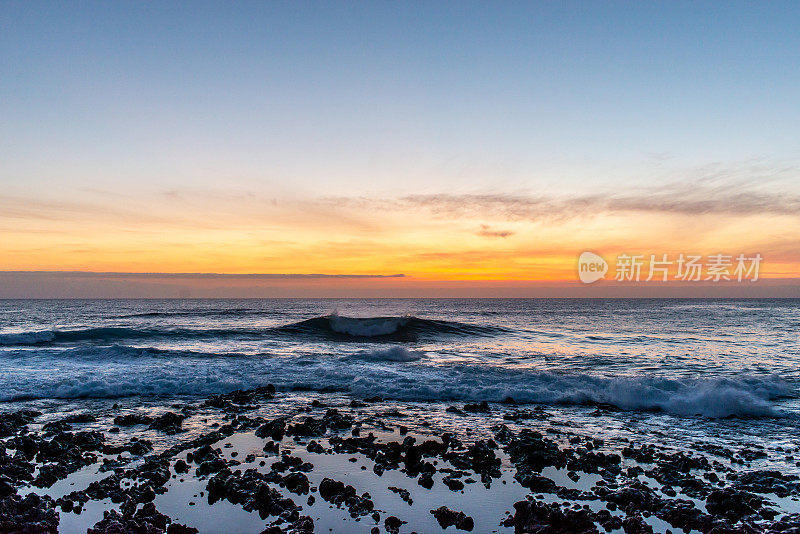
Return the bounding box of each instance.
[1,298,797,416]
[3,298,800,533]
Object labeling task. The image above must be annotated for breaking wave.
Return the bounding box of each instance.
[0,344,792,418]
[274,314,502,341]
[0,315,501,346]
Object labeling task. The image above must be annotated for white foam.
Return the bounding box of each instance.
[0,345,792,418]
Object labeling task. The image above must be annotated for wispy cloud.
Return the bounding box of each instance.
[320,177,800,222]
[476,224,514,238]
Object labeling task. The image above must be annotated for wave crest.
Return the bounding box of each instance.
[0,315,500,346]
[276,314,500,341]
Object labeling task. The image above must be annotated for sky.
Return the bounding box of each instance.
[1,1,799,297]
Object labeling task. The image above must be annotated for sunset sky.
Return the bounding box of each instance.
[1,1,799,297]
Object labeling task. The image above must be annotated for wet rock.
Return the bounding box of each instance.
[306,440,324,454]
[256,418,287,441]
[621,514,653,534]
[445,439,501,483]
[149,412,186,434]
[463,401,490,413]
[505,429,567,489]
[595,509,623,531]
[705,487,772,522]
[593,480,664,515]
[443,475,465,491]
[174,459,189,474]
[323,408,355,431]
[503,500,598,534]
[388,486,413,505]
[207,468,299,520]
[0,409,40,438]
[286,416,326,438]
[42,420,72,433]
[516,473,559,493]
[418,472,434,489]
[114,413,154,426]
[0,492,59,533]
[283,472,310,495]
[384,515,406,534]
[731,470,800,498]
[64,413,97,424]
[318,477,374,517]
[430,506,474,531]
[0,475,16,499]
[87,502,197,534]
[656,499,707,532]
[767,513,800,533]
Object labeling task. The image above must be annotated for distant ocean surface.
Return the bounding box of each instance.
[1,299,798,419]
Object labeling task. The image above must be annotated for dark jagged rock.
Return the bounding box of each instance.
[283,410,353,438]
[204,388,270,411]
[28,430,106,487]
[0,410,40,438]
[87,502,198,534]
[283,472,310,495]
[430,506,474,531]
[149,412,186,434]
[384,515,406,534]
[595,509,623,531]
[323,408,355,430]
[114,413,154,426]
[767,513,800,533]
[656,499,708,532]
[0,475,16,499]
[63,413,97,424]
[0,492,59,533]
[621,514,653,534]
[42,420,72,433]
[445,439,501,483]
[306,440,324,454]
[174,459,189,474]
[593,480,664,514]
[504,429,567,491]
[705,487,773,522]
[318,477,374,517]
[730,470,800,498]
[463,401,490,413]
[207,468,299,520]
[255,418,287,441]
[503,500,598,534]
[443,475,465,491]
[388,486,413,505]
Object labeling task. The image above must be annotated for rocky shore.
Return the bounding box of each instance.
[1,386,799,533]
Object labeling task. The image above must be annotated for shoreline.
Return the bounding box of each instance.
[2,388,800,533]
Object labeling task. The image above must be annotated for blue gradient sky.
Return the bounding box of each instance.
[3,1,798,197]
[1,1,799,295]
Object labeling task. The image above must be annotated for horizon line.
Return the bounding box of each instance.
[0,271,407,279]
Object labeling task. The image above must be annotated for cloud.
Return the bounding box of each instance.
[476,224,514,238]
[319,166,800,222]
